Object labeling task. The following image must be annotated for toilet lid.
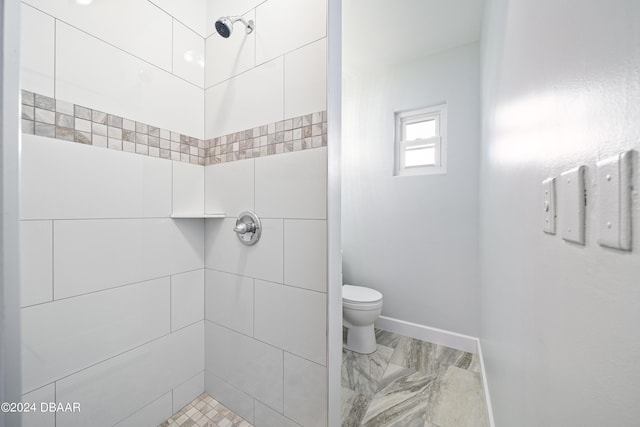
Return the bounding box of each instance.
[343,285,383,303]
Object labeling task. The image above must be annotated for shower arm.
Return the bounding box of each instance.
[229,16,255,33]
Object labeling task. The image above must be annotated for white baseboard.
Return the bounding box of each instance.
[374,315,478,354]
[476,340,496,427]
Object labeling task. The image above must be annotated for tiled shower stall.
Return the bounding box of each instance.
[19,0,329,426]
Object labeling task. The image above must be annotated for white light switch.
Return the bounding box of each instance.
[542,177,556,234]
[560,166,586,245]
[597,151,633,251]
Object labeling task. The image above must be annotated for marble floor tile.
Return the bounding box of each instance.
[389,337,473,375]
[342,328,488,427]
[374,329,402,349]
[361,370,436,426]
[468,353,481,374]
[342,344,395,398]
[342,387,371,427]
[426,366,489,427]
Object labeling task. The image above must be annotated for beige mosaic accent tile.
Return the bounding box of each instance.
[205,111,327,166]
[159,393,252,427]
[20,90,327,166]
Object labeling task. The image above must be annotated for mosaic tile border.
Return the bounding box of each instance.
[206,111,327,165]
[20,90,327,166]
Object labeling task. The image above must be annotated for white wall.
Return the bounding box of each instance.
[205,0,327,138]
[342,43,481,336]
[481,0,640,425]
[203,148,328,427]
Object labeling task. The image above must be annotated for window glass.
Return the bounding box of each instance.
[405,119,436,140]
[405,144,436,167]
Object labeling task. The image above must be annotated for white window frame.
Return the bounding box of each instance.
[394,103,447,176]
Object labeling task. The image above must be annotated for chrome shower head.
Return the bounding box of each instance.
[215,16,254,38]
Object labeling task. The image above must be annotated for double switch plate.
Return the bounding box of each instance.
[542,150,634,251]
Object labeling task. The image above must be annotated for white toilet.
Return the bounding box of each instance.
[342,284,383,354]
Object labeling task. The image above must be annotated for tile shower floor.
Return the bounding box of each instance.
[342,328,489,427]
[159,394,252,427]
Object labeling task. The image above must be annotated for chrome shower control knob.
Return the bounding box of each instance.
[233,211,262,246]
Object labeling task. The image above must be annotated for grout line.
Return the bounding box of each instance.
[205,319,327,368]
[204,267,327,295]
[147,0,207,40]
[22,321,204,396]
[21,267,204,309]
[48,13,202,90]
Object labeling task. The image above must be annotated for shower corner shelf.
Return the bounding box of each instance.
[170,213,226,219]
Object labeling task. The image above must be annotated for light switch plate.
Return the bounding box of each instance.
[560,166,586,245]
[542,177,556,234]
[597,151,633,250]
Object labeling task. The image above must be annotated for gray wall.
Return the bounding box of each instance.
[481,0,640,424]
[342,43,481,336]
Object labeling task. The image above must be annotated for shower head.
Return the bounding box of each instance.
[215,16,254,38]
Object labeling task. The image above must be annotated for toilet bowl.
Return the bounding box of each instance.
[343,284,383,354]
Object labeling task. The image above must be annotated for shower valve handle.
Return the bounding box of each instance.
[233,222,255,234]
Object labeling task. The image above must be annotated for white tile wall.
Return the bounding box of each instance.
[20,220,52,307]
[205,322,283,412]
[151,0,208,37]
[205,57,284,139]
[205,371,255,423]
[255,147,327,219]
[173,161,205,215]
[205,9,256,88]
[205,218,283,283]
[56,22,204,139]
[21,383,55,427]
[55,322,204,427]
[255,0,327,65]
[284,220,327,293]
[204,159,255,215]
[20,4,54,97]
[23,0,173,71]
[21,135,172,220]
[173,20,206,87]
[284,353,327,427]
[22,277,170,393]
[54,218,203,299]
[254,400,300,427]
[171,270,205,331]
[254,280,327,365]
[172,371,206,413]
[284,39,327,119]
[205,269,254,336]
[114,392,173,427]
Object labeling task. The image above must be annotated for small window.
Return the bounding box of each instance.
[394,104,447,176]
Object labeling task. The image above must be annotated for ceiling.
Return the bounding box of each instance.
[343,0,485,70]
